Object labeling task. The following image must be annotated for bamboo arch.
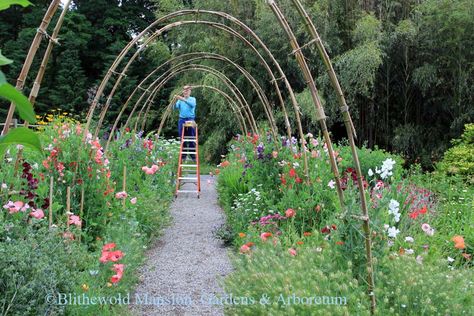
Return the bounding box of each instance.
[104,51,277,149]
[83,10,310,178]
[124,64,260,137]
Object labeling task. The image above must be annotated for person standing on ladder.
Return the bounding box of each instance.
[174,85,197,161]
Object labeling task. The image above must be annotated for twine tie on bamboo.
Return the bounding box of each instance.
[37,28,60,45]
[289,38,317,56]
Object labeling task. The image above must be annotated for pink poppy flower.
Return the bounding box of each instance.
[30,208,45,219]
[68,215,82,226]
[63,231,75,240]
[130,197,137,204]
[288,248,297,256]
[151,165,159,172]
[421,223,435,236]
[110,264,124,283]
[285,208,296,218]
[115,191,127,199]
[103,243,116,251]
[240,244,251,254]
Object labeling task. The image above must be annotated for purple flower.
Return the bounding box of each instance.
[256,142,265,159]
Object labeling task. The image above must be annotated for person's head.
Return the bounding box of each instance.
[183,85,192,98]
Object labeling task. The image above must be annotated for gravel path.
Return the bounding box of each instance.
[130,175,234,316]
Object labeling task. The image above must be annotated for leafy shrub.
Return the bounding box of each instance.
[437,123,474,183]
[375,255,474,315]
[0,227,90,316]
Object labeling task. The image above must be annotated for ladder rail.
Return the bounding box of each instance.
[175,121,200,198]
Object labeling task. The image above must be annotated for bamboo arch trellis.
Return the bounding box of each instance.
[129,64,260,136]
[120,64,260,140]
[104,51,280,150]
[120,56,277,143]
[83,10,310,179]
[1,3,377,312]
[155,84,247,138]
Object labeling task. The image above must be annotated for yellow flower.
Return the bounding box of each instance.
[63,112,68,115]
[81,284,89,291]
[106,282,112,287]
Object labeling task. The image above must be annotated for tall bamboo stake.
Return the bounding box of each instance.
[2,0,61,135]
[79,186,84,242]
[267,0,345,210]
[289,0,375,312]
[66,186,71,229]
[27,0,72,111]
[48,176,53,228]
[122,166,126,210]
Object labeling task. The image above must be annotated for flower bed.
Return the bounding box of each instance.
[217,132,473,314]
[0,116,179,315]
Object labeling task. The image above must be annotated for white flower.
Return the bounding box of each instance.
[387,226,400,238]
[388,199,399,212]
[405,249,414,255]
[368,169,374,177]
[383,224,389,230]
[306,133,313,138]
[405,236,414,243]
[293,162,300,168]
[1,183,7,189]
[416,255,423,264]
[393,212,401,223]
[447,257,455,263]
[327,180,335,189]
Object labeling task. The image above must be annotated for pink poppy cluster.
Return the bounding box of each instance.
[3,200,46,219]
[99,243,125,284]
[68,214,82,226]
[142,165,159,175]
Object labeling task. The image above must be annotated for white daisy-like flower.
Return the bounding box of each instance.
[387,226,400,238]
[405,236,414,243]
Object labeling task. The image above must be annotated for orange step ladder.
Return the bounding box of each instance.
[175,121,201,198]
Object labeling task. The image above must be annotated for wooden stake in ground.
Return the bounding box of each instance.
[66,186,71,229]
[48,176,53,228]
[79,186,84,242]
[123,166,127,210]
[2,0,61,135]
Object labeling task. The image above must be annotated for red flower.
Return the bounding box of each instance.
[110,264,124,283]
[331,224,337,230]
[419,206,427,214]
[289,168,296,178]
[295,177,302,184]
[336,241,344,245]
[321,226,331,234]
[280,176,287,185]
[409,211,419,219]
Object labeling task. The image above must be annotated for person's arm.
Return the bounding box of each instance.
[184,97,196,109]
[174,99,180,110]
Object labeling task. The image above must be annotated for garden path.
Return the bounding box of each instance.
[130,175,233,316]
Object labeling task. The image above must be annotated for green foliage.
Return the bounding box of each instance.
[0,0,31,11]
[0,227,90,316]
[437,124,474,181]
[224,235,370,315]
[375,256,474,315]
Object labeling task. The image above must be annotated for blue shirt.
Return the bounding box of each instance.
[175,97,196,119]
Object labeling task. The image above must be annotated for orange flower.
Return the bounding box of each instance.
[315,205,321,212]
[336,241,344,245]
[452,235,466,249]
[260,232,273,241]
[238,232,246,238]
[214,169,220,175]
[399,247,405,255]
[296,241,304,245]
[245,242,255,247]
[220,160,230,168]
[303,232,312,237]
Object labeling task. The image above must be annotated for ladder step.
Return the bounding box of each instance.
[180,164,198,167]
[179,177,198,180]
[182,140,197,143]
[177,190,199,193]
[181,151,196,154]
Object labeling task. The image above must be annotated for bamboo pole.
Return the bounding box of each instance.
[289,0,375,312]
[48,176,53,228]
[267,0,345,210]
[122,166,126,210]
[26,0,72,111]
[79,186,84,242]
[2,0,61,135]
[66,186,71,229]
